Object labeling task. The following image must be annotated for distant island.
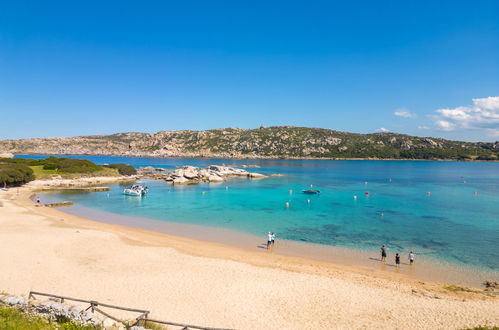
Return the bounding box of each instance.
[1,126,498,160]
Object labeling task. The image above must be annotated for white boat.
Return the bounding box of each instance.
[124,184,148,196]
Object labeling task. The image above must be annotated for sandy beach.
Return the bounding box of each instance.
[0,180,498,329]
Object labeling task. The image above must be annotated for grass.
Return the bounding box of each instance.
[30,166,59,179]
[140,320,169,329]
[30,166,120,180]
[0,304,98,329]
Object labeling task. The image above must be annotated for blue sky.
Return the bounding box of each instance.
[1,1,498,141]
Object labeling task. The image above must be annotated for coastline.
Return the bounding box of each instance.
[41,195,498,288]
[1,180,498,329]
[12,152,499,162]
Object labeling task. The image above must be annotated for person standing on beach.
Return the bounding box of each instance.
[271,232,276,247]
[380,244,387,262]
[408,250,415,265]
[266,232,273,250]
[395,253,400,267]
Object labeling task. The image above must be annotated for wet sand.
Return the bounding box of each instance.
[0,181,498,329]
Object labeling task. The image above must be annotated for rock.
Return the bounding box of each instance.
[208,175,224,182]
[139,166,156,172]
[173,176,190,184]
[248,172,267,178]
[4,295,28,306]
[183,170,199,179]
[102,317,117,328]
[82,310,95,322]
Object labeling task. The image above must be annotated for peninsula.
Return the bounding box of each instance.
[1,126,498,160]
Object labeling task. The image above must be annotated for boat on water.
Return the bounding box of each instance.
[124,184,149,196]
[302,189,320,195]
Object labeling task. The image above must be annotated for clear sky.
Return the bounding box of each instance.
[1,1,498,141]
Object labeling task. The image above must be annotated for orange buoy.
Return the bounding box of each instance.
[427,191,431,196]
[365,191,370,196]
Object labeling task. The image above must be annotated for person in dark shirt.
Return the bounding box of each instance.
[395,253,400,267]
[380,244,387,262]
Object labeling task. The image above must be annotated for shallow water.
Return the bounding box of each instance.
[20,155,499,273]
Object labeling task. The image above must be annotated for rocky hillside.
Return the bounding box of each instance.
[1,126,498,160]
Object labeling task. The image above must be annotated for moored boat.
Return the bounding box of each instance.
[124,184,149,196]
[302,189,320,194]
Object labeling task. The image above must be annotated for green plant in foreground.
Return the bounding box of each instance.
[0,306,53,329]
[0,305,99,330]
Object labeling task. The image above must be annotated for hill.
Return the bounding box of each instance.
[0,126,498,160]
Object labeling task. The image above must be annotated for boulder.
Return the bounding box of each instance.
[4,295,28,306]
[173,176,190,184]
[208,175,224,182]
[183,170,198,179]
[248,172,267,178]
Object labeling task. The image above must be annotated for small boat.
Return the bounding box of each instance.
[302,189,320,195]
[124,184,149,196]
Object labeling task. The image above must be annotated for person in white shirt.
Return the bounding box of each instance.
[408,250,415,264]
[266,232,272,250]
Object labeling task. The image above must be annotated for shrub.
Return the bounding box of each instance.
[0,163,35,187]
[42,157,101,173]
[43,163,57,170]
[103,163,137,176]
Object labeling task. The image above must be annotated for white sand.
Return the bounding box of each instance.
[0,184,498,329]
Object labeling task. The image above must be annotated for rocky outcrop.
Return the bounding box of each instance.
[159,165,267,185]
[0,152,13,158]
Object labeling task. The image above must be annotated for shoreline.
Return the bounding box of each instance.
[1,179,498,329]
[38,192,498,288]
[12,152,499,162]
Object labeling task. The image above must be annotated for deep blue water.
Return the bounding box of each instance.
[18,155,499,270]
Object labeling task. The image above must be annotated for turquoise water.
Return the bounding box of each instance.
[19,155,499,271]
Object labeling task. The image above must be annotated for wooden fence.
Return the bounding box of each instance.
[29,291,233,330]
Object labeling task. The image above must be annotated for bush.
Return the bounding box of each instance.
[42,163,57,170]
[0,163,35,187]
[103,163,137,176]
[42,157,101,173]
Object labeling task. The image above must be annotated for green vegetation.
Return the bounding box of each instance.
[0,157,136,184]
[1,126,498,160]
[0,163,35,187]
[102,163,137,176]
[30,166,59,179]
[0,305,98,330]
[40,157,101,173]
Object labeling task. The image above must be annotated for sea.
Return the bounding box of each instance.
[18,155,499,285]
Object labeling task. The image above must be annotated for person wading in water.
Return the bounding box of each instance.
[380,244,387,262]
